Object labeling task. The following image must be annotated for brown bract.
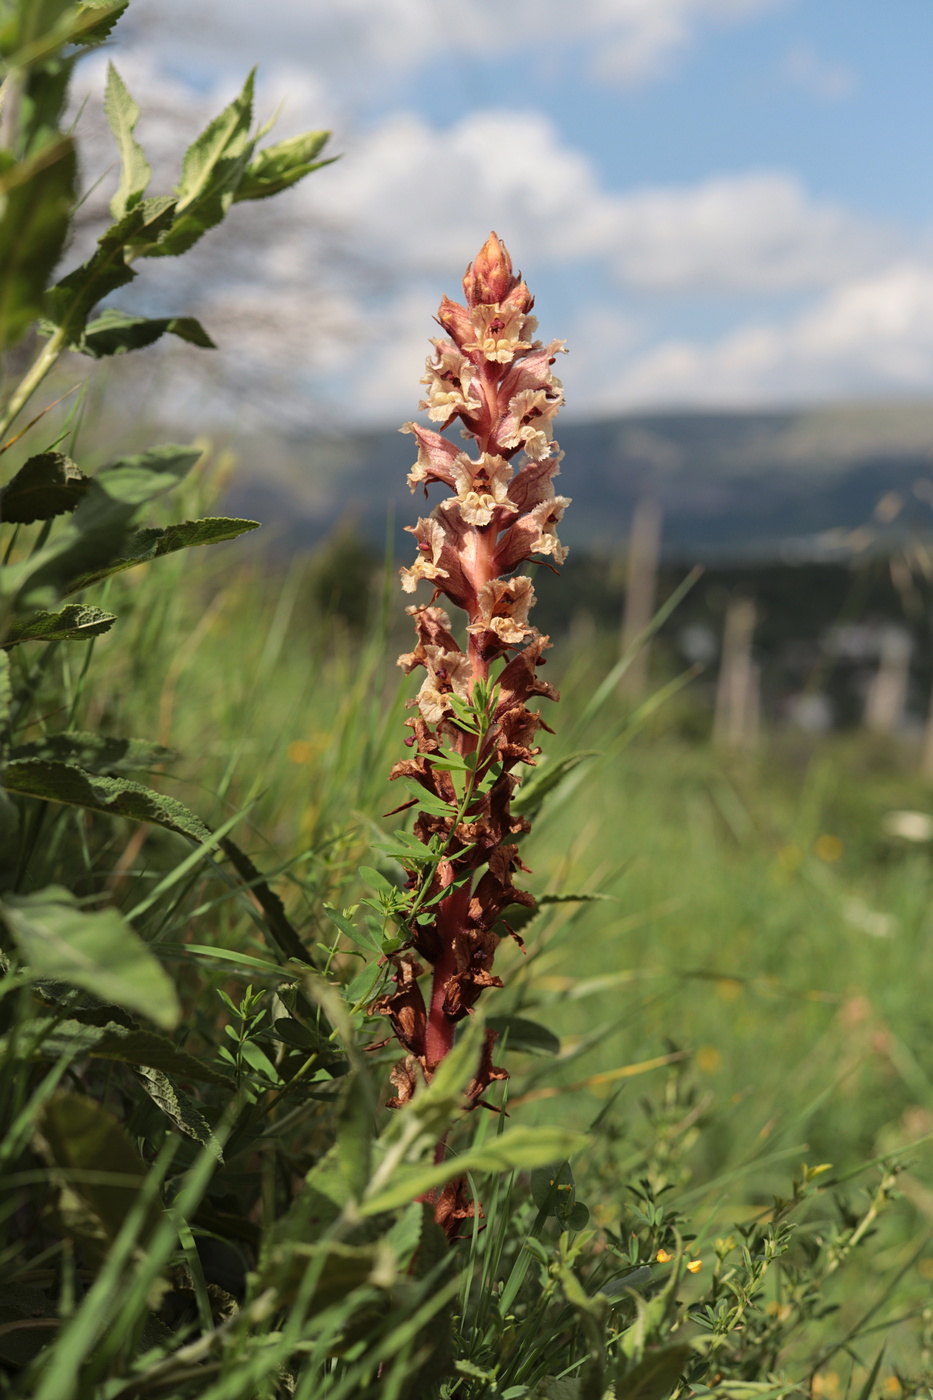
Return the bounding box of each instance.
[374,234,568,1238]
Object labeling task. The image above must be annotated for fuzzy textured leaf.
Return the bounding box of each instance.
[3,759,213,843]
[0,451,89,523]
[33,1091,159,1253]
[0,886,180,1028]
[3,603,116,647]
[616,1346,693,1400]
[144,71,256,258]
[44,196,176,341]
[10,729,176,773]
[134,1065,225,1158]
[2,445,202,611]
[62,515,259,594]
[104,61,151,219]
[80,308,215,358]
[234,129,333,201]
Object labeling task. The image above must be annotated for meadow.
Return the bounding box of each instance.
[2,4,933,1395]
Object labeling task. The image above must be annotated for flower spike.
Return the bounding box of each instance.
[375,234,569,1238]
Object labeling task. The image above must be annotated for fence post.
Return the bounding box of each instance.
[713,597,759,750]
[619,496,662,702]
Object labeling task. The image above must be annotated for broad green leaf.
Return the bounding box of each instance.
[234,129,333,201]
[144,71,256,258]
[0,451,89,523]
[0,886,180,1028]
[10,729,176,773]
[33,1091,159,1255]
[134,1065,225,1158]
[323,902,379,952]
[19,1016,232,1086]
[488,1014,561,1056]
[44,196,176,342]
[0,136,76,351]
[3,759,213,844]
[62,514,259,594]
[75,0,129,46]
[104,62,151,219]
[3,603,116,647]
[80,308,215,358]
[2,445,202,611]
[362,1124,589,1216]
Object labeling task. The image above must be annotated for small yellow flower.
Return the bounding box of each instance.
[287,740,313,764]
[656,1248,673,1263]
[814,833,843,862]
[686,1259,702,1274]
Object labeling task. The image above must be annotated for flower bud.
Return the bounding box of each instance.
[463,230,516,307]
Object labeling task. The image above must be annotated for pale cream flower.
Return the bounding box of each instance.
[449,453,517,526]
[400,517,449,593]
[526,496,571,564]
[419,341,477,422]
[468,576,536,644]
[464,306,534,364]
[416,644,473,722]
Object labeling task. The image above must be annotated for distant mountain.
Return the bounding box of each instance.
[222,401,933,562]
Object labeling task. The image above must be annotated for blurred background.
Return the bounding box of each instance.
[56,0,933,746]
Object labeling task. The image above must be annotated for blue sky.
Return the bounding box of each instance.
[73,0,933,429]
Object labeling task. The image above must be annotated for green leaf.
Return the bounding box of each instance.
[0,886,179,1029]
[61,515,259,594]
[133,1065,225,1158]
[33,1091,159,1255]
[0,451,89,523]
[104,62,151,220]
[487,1014,561,1056]
[74,1,129,46]
[79,308,216,358]
[3,603,116,647]
[532,1160,577,1216]
[616,1346,692,1400]
[3,759,214,844]
[10,729,175,773]
[23,1016,232,1086]
[44,196,176,343]
[234,129,333,202]
[363,1124,589,1217]
[2,445,202,611]
[0,136,76,351]
[513,751,599,817]
[323,902,379,952]
[144,71,257,258]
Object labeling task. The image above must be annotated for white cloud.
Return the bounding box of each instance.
[124,0,780,92]
[596,262,933,409]
[781,45,857,102]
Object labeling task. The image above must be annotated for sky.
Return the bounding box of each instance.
[70,0,933,432]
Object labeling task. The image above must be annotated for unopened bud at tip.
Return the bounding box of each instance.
[464,231,515,306]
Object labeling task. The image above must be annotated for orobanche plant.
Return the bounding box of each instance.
[373,232,571,1235]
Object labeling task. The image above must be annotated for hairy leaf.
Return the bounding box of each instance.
[3,603,116,647]
[0,136,76,351]
[0,886,180,1028]
[234,129,333,201]
[33,1091,159,1255]
[134,1066,225,1158]
[0,451,89,523]
[44,196,176,342]
[2,445,202,611]
[80,307,215,358]
[63,515,259,594]
[104,61,151,219]
[144,70,256,258]
[3,759,214,843]
[10,729,176,773]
